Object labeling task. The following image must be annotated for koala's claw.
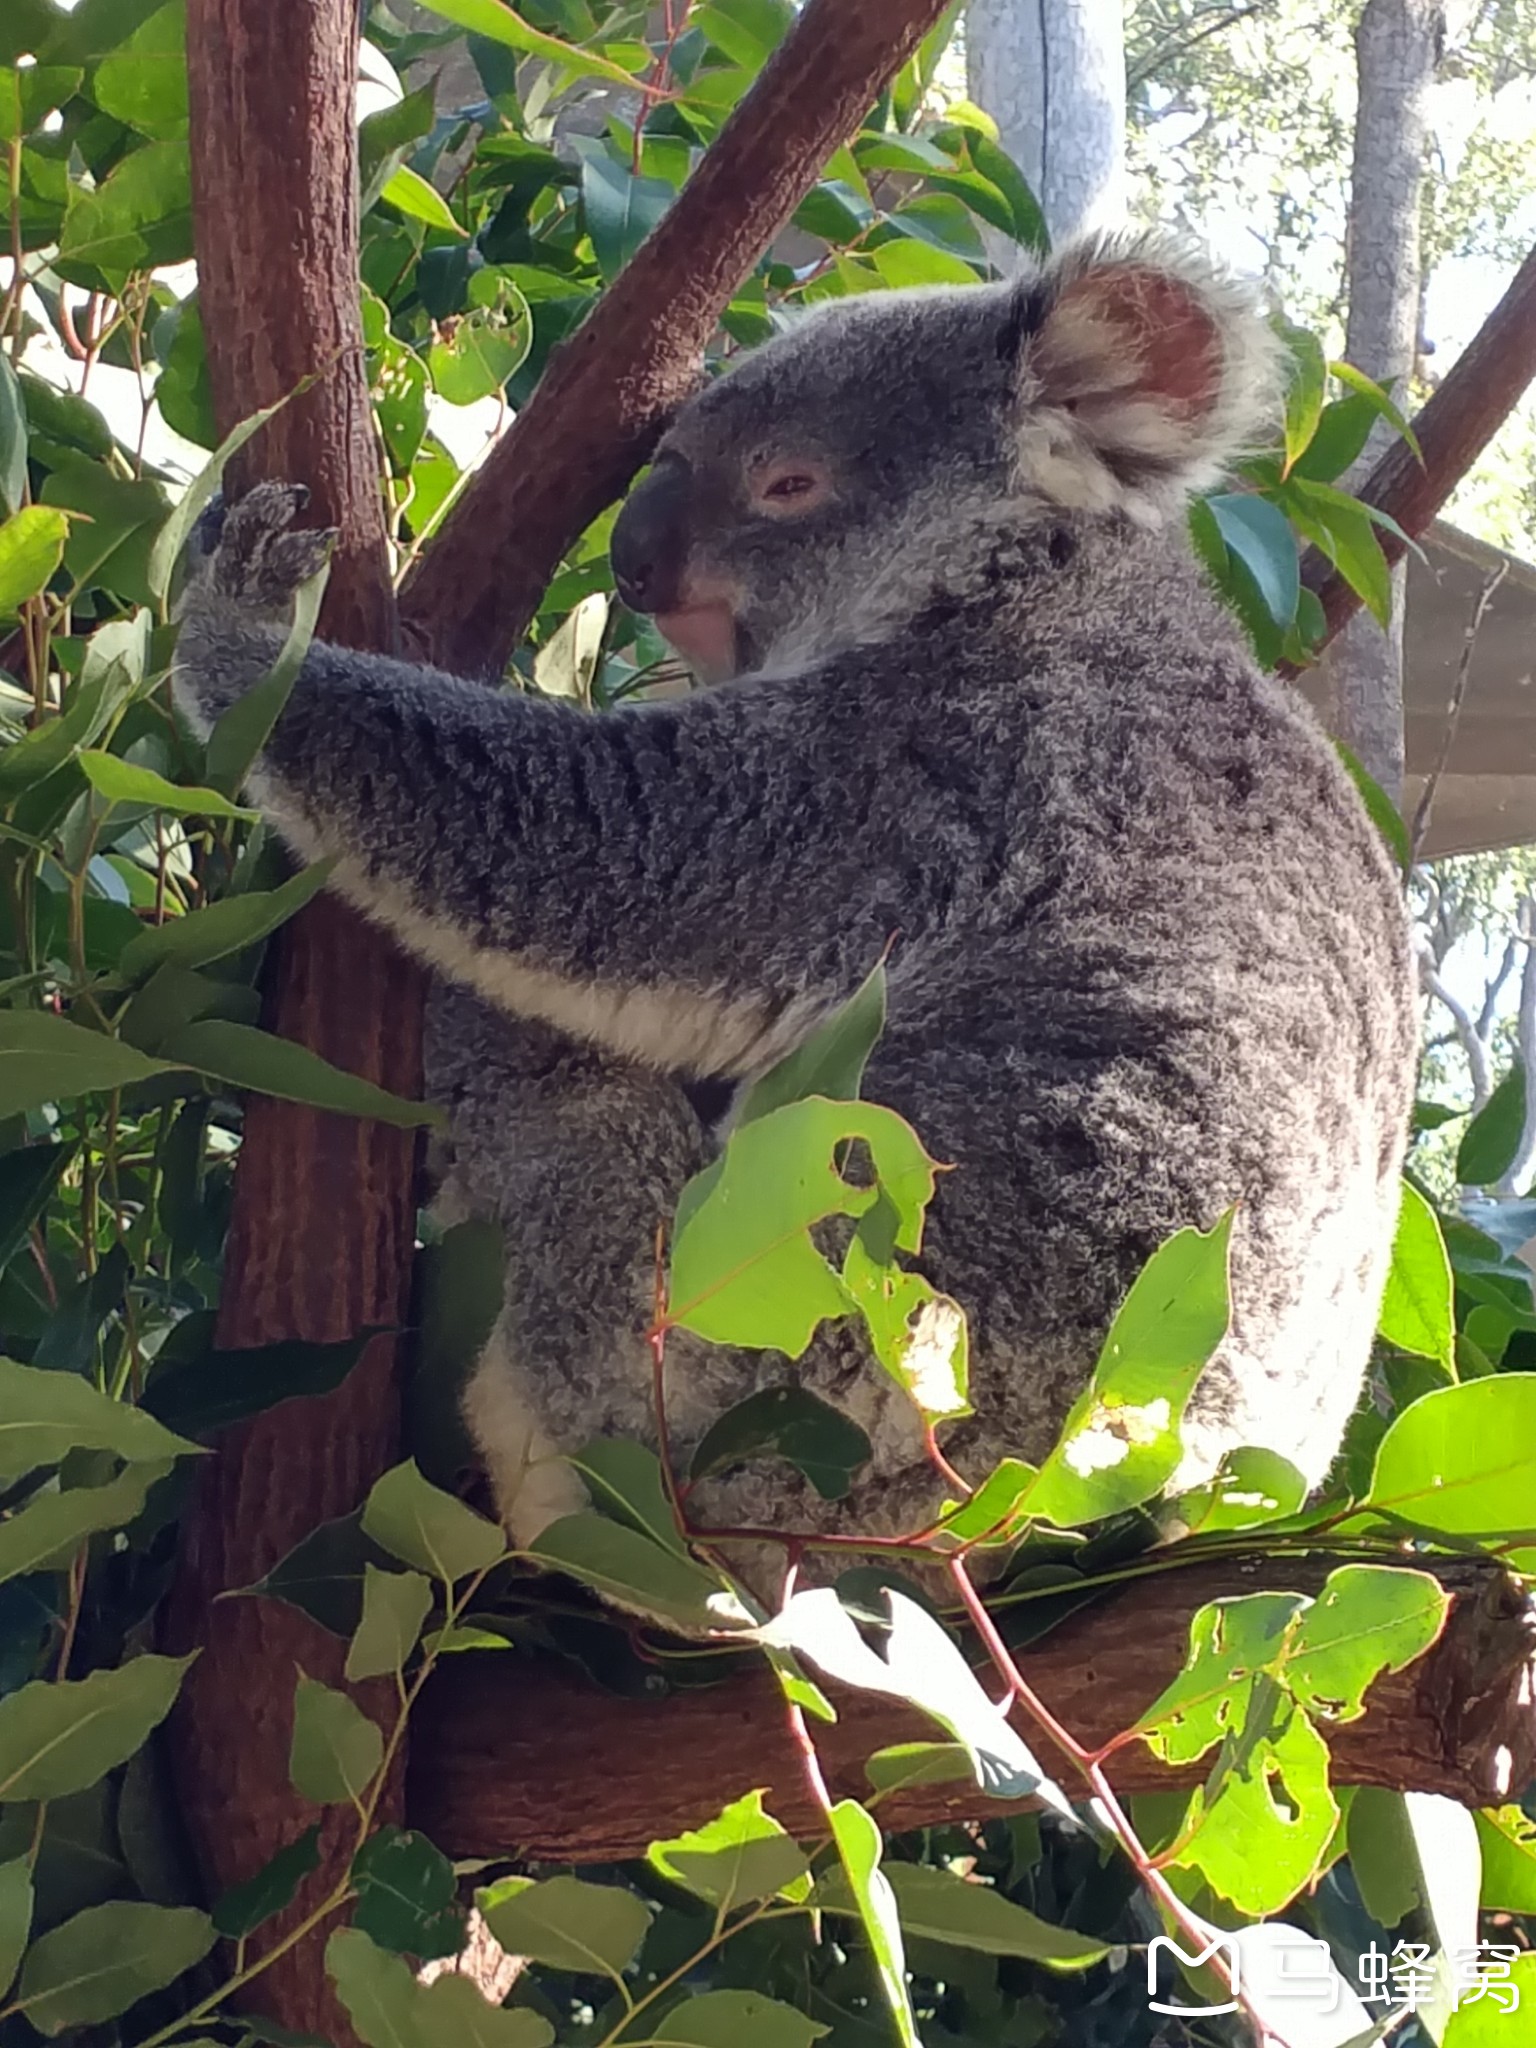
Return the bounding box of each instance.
[207,480,335,610]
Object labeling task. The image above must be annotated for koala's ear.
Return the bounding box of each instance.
[1010,234,1284,521]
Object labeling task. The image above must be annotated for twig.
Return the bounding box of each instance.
[1410,558,1509,862]
[947,1555,1289,2048]
[1418,940,1494,1109]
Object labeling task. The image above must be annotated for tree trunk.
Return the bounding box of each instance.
[164,3,419,2038]
[964,0,1126,250]
[1324,0,1444,802]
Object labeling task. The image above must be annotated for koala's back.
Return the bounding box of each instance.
[832,522,1416,1501]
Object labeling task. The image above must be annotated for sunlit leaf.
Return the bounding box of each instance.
[478,1873,651,1976]
[649,1790,810,1912]
[0,505,69,615]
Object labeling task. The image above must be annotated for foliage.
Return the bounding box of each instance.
[0,5,1530,2048]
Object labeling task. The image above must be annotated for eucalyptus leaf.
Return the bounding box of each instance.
[648,1790,810,1912]
[362,1460,505,1583]
[211,1824,322,1939]
[17,1900,214,2035]
[478,1872,651,1976]
[158,1019,439,1127]
[346,1567,433,1682]
[288,1676,383,1806]
[0,1009,175,1120]
[0,1655,194,1803]
[817,1858,1108,1967]
[0,1354,199,1478]
[1378,1182,1454,1365]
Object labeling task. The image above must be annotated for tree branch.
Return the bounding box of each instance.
[408,1555,1536,1861]
[398,0,954,674]
[1300,237,1536,657]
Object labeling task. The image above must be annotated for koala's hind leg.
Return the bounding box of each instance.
[425,988,753,1547]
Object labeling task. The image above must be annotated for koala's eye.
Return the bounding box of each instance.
[752,461,830,515]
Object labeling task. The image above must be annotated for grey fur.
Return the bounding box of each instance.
[172,234,1417,1559]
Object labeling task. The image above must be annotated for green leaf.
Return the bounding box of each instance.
[144,1329,376,1437]
[326,1926,428,2048]
[288,1676,383,1806]
[1276,477,1391,628]
[1357,1374,1536,1560]
[1474,1804,1536,1912]
[41,460,168,602]
[0,632,131,798]
[737,962,886,1125]
[870,236,979,289]
[203,551,330,791]
[0,63,81,142]
[826,1800,918,2048]
[0,356,25,517]
[1327,360,1423,462]
[1379,1182,1454,1366]
[654,1992,828,2048]
[1335,741,1412,872]
[1293,392,1380,483]
[668,1098,939,1355]
[1457,1062,1526,1188]
[381,165,463,234]
[0,505,69,615]
[864,1742,973,1795]
[211,1824,322,1939]
[1172,1701,1338,1913]
[417,1973,554,2048]
[964,132,1048,253]
[1204,494,1299,628]
[78,748,256,819]
[1443,1956,1536,2045]
[0,1856,32,2000]
[566,1438,685,1555]
[0,1653,194,1802]
[17,1900,214,2034]
[695,0,794,66]
[428,292,532,405]
[0,1354,199,1478]
[1170,1446,1307,1536]
[0,1009,175,1120]
[579,147,674,282]
[362,1460,505,1583]
[818,1859,1108,1967]
[1284,1565,1447,1720]
[1024,1215,1233,1526]
[478,1873,651,1976]
[0,1462,170,1585]
[1347,1788,1421,1929]
[412,0,645,87]
[648,1790,810,1912]
[244,1507,397,1637]
[346,1567,433,1682]
[0,1142,74,1271]
[91,0,187,140]
[1276,318,1327,472]
[118,860,334,987]
[56,138,193,284]
[688,1386,872,1503]
[158,1019,439,1127]
[842,1225,969,1422]
[1134,1592,1305,1765]
[359,81,437,204]
[528,1513,739,1634]
[350,1826,462,1960]
[930,1457,1036,1545]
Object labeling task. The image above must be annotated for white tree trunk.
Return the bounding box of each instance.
[1325,0,1444,803]
[965,0,1126,250]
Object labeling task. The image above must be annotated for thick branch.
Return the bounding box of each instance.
[165,3,419,2036]
[1305,237,1536,653]
[408,1555,1536,1861]
[398,0,953,674]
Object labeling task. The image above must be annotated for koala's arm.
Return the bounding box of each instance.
[174,522,922,1072]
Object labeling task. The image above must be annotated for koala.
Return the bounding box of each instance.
[173,232,1417,1566]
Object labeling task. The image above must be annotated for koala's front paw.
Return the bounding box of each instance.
[202,480,337,615]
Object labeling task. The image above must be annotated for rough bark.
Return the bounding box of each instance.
[409,1555,1536,1860]
[1323,0,1443,801]
[398,0,954,675]
[1294,236,1536,659]
[165,2,419,2037]
[964,0,1126,249]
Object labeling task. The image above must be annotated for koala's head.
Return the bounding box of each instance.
[609,232,1282,680]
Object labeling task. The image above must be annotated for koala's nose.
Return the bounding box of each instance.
[610,455,691,614]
